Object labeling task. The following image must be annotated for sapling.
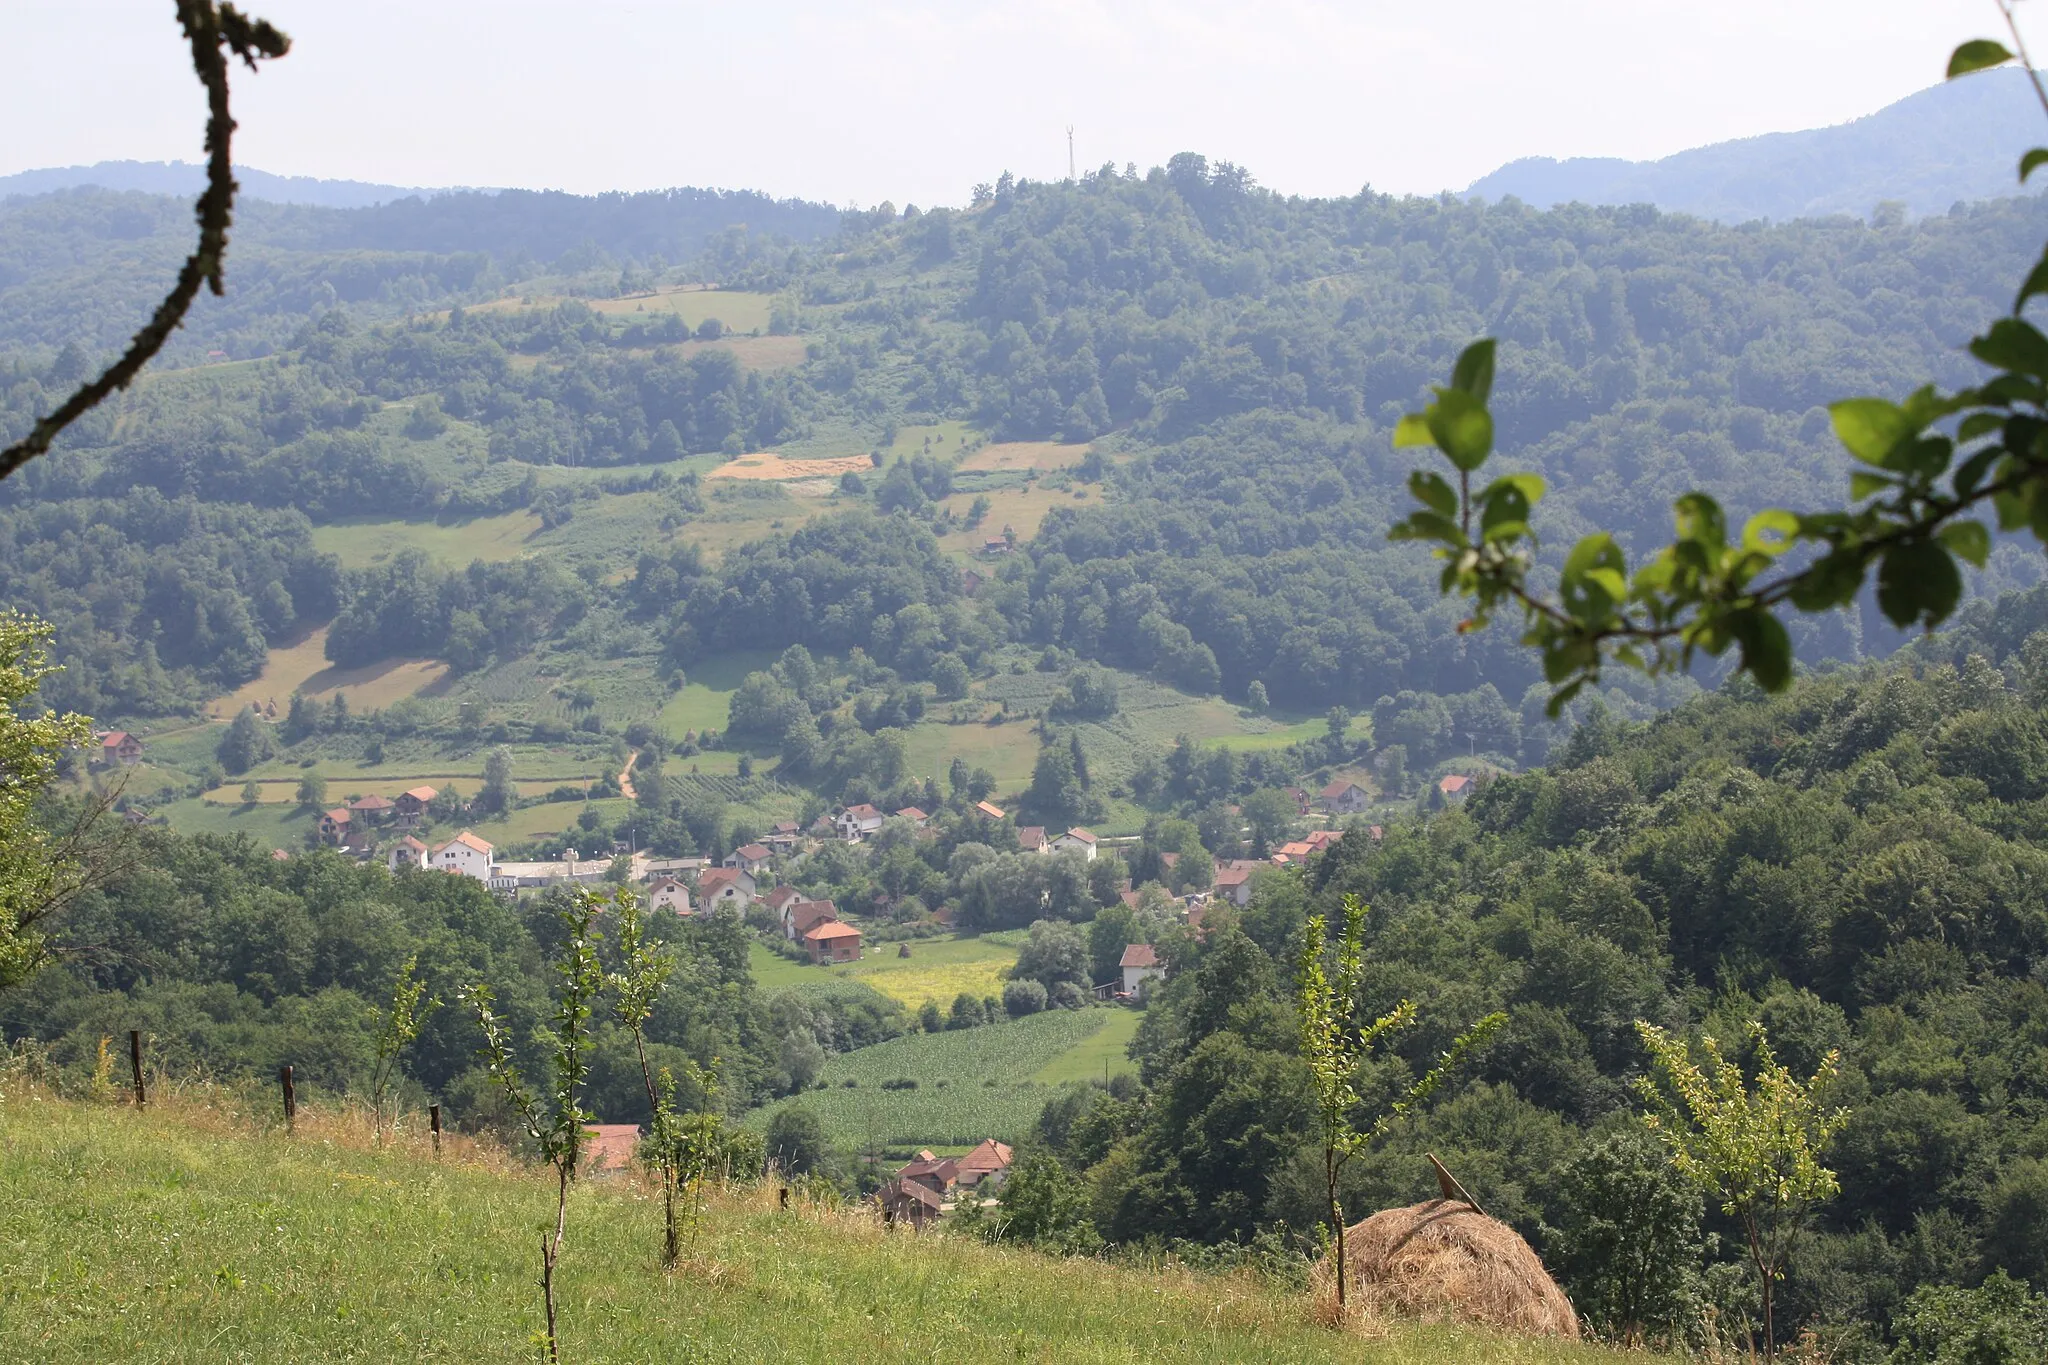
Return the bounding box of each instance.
[608,889,686,1266]
[369,952,435,1144]
[458,891,605,1365]
[1296,894,1505,1317]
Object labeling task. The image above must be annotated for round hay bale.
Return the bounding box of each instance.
[1319,1199,1579,1338]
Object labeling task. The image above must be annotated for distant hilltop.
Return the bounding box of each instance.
[1465,68,2048,223]
[0,160,463,209]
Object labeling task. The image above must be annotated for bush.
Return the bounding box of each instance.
[1003,979,1049,1016]
[1049,981,1086,1009]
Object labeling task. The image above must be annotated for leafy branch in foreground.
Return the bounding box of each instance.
[1392,31,2048,712]
[0,613,99,990]
[458,891,605,1365]
[1296,895,1504,1316]
[0,1,288,482]
[369,953,436,1143]
[609,889,689,1268]
[1635,1020,1849,1361]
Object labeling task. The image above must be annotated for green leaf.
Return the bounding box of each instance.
[1727,609,1794,692]
[1407,470,1457,518]
[1786,553,1866,613]
[1479,472,1547,506]
[1969,318,2048,380]
[2016,251,2048,311]
[1952,446,2001,497]
[1849,472,1895,500]
[1741,508,1799,554]
[1387,510,1466,547]
[1392,413,1435,448]
[2024,148,2048,183]
[1450,339,1497,403]
[1938,520,1991,568]
[1560,533,1628,622]
[1426,388,1494,471]
[1672,492,1728,551]
[1957,412,2005,442]
[1949,38,2015,77]
[1830,398,1914,466]
[1876,540,1963,629]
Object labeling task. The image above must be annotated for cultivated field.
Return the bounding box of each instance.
[709,451,875,481]
[749,932,1022,1012]
[1033,1006,1142,1085]
[746,1008,1118,1147]
[211,628,449,720]
[1,1092,1615,1364]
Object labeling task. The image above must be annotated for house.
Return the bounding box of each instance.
[582,1123,640,1175]
[640,855,706,882]
[1017,825,1048,854]
[1120,943,1165,996]
[961,568,985,597]
[724,842,773,877]
[319,807,354,847]
[696,867,756,910]
[803,920,863,963]
[835,804,885,842]
[897,1150,959,1197]
[1303,829,1345,853]
[1438,774,1474,802]
[894,806,929,828]
[1284,786,1312,815]
[434,831,495,881]
[394,786,437,827]
[348,794,396,825]
[1321,778,1371,814]
[785,898,839,943]
[1213,864,1257,907]
[763,885,803,919]
[1271,841,1315,864]
[877,1177,946,1229]
[649,877,693,915]
[973,800,1006,821]
[386,835,429,872]
[981,536,1011,556]
[96,731,144,767]
[1051,828,1098,861]
[765,821,802,851]
[954,1138,1015,1191]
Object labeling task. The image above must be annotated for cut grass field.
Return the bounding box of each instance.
[936,482,1099,555]
[956,438,1093,473]
[1034,1005,1142,1085]
[747,1008,1118,1146]
[708,451,875,481]
[0,1091,1613,1364]
[210,627,449,720]
[747,932,1021,1012]
[307,509,543,570]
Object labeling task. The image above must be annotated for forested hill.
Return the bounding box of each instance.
[1466,68,2048,223]
[6,157,2048,731]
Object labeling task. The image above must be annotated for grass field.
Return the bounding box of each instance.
[748,1009,1119,1146]
[748,932,1022,1012]
[211,627,449,720]
[956,439,1093,473]
[585,285,776,331]
[709,451,875,481]
[0,1091,1612,1364]
[1034,1006,1142,1085]
[936,483,1099,554]
[307,509,543,570]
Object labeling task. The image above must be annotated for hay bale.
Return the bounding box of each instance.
[1319,1198,1579,1338]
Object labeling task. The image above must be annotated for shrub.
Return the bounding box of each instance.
[1004,979,1048,1016]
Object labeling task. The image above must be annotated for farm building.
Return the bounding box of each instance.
[876,1177,945,1230]
[973,800,1006,821]
[1439,774,1474,802]
[394,786,437,826]
[96,731,144,767]
[803,920,862,964]
[955,1139,1015,1191]
[348,794,396,825]
[1018,825,1048,854]
[1321,778,1371,814]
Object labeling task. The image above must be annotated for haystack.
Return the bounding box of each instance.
[1318,1199,1579,1338]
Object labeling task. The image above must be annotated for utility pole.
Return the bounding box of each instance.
[1067,125,1076,181]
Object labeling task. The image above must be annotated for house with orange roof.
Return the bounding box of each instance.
[877,1177,945,1229]
[96,731,144,767]
[1017,825,1048,854]
[803,919,863,963]
[349,793,396,825]
[954,1138,1015,1191]
[1438,773,1474,802]
[319,807,353,846]
[1120,943,1164,996]
[723,842,773,877]
[1213,864,1258,907]
[894,806,929,827]
[784,898,839,943]
[394,786,437,828]
[649,877,693,915]
[386,835,429,872]
[835,803,886,841]
[973,800,1006,821]
[1320,777,1371,814]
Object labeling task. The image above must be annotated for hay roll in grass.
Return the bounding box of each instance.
[1318,1198,1579,1338]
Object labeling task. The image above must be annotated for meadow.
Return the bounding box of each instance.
[748,931,1022,1011]
[747,1008,1120,1147]
[307,508,543,570]
[211,627,450,719]
[0,1089,1614,1364]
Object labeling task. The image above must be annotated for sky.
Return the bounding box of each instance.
[0,0,2027,208]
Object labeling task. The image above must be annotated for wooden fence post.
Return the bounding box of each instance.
[429,1103,442,1157]
[279,1064,296,1133]
[128,1029,146,1106]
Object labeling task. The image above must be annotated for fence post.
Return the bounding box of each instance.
[280,1064,296,1133]
[128,1029,146,1106]
[429,1103,442,1157]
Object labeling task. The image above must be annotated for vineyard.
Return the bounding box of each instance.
[661,771,791,805]
[745,1008,1122,1148]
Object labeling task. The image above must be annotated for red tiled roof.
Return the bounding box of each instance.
[698,868,740,891]
[734,843,770,860]
[895,807,928,821]
[100,731,133,748]
[1119,944,1159,969]
[842,804,882,820]
[1439,774,1472,794]
[1214,866,1252,886]
[443,831,493,855]
[974,801,1005,819]
[957,1138,1013,1173]
[402,786,437,802]
[803,921,862,942]
[350,794,394,811]
[1018,826,1047,849]
[1060,827,1097,845]
[323,807,351,824]
[880,1177,945,1210]
[1321,778,1360,799]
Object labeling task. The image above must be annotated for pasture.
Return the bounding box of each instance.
[307,509,543,570]
[746,1008,1115,1147]
[936,482,1099,555]
[1033,1006,1142,1085]
[708,451,874,482]
[585,285,776,332]
[956,439,1093,473]
[750,932,1023,1012]
[211,628,449,720]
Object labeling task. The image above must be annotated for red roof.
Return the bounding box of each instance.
[974,801,1006,819]
[402,786,437,802]
[880,1177,945,1210]
[323,808,351,824]
[842,803,882,821]
[350,795,394,811]
[1321,778,1361,799]
[1439,774,1472,794]
[764,885,801,910]
[733,843,770,860]
[1119,944,1159,969]
[957,1138,1013,1173]
[895,806,928,821]
[1018,826,1047,849]
[1214,866,1252,886]
[803,921,862,942]
[100,731,133,748]
[698,868,741,892]
[1060,827,1097,845]
[791,900,839,936]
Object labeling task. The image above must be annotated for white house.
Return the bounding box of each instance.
[1120,943,1165,996]
[724,842,774,878]
[1321,778,1371,814]
[386,835,429,872]
[696,867,756,910]
[835,804,885,841]
[1051,828,1098,862]
[649,877,693,915]
[434,831,495,881]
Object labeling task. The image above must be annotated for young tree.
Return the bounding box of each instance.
[216,705,272,775]
[609,889,688,1265]
[0,613,97,988]
[239,780,261,806]
[458,892,606,1365]
[1245,679,1269,713]
[480,745,516,815]
[1552,1129,1704,1346]
[295,773,327,810]
[1635,1020,1850,1359]
[1296,896,1504,1317]
[368,953,435,1143]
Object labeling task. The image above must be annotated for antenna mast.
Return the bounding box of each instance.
[1067,125,1075,181]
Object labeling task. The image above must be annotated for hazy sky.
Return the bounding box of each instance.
[0,1,2025,207]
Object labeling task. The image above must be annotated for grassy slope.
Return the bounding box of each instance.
[0,1092,1610,1365]
[1034,1006,1142,1085]
[748,933,1022,1012]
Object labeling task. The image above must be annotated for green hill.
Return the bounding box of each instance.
[0,1090,1613,1364]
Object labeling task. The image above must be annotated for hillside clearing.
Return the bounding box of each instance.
[956,439,1093,473]
[0,1092,1610,1364]
[709,451,875,481]
[748,932,1020,1012]
[307,509,543,569]
[211,627,449,720]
